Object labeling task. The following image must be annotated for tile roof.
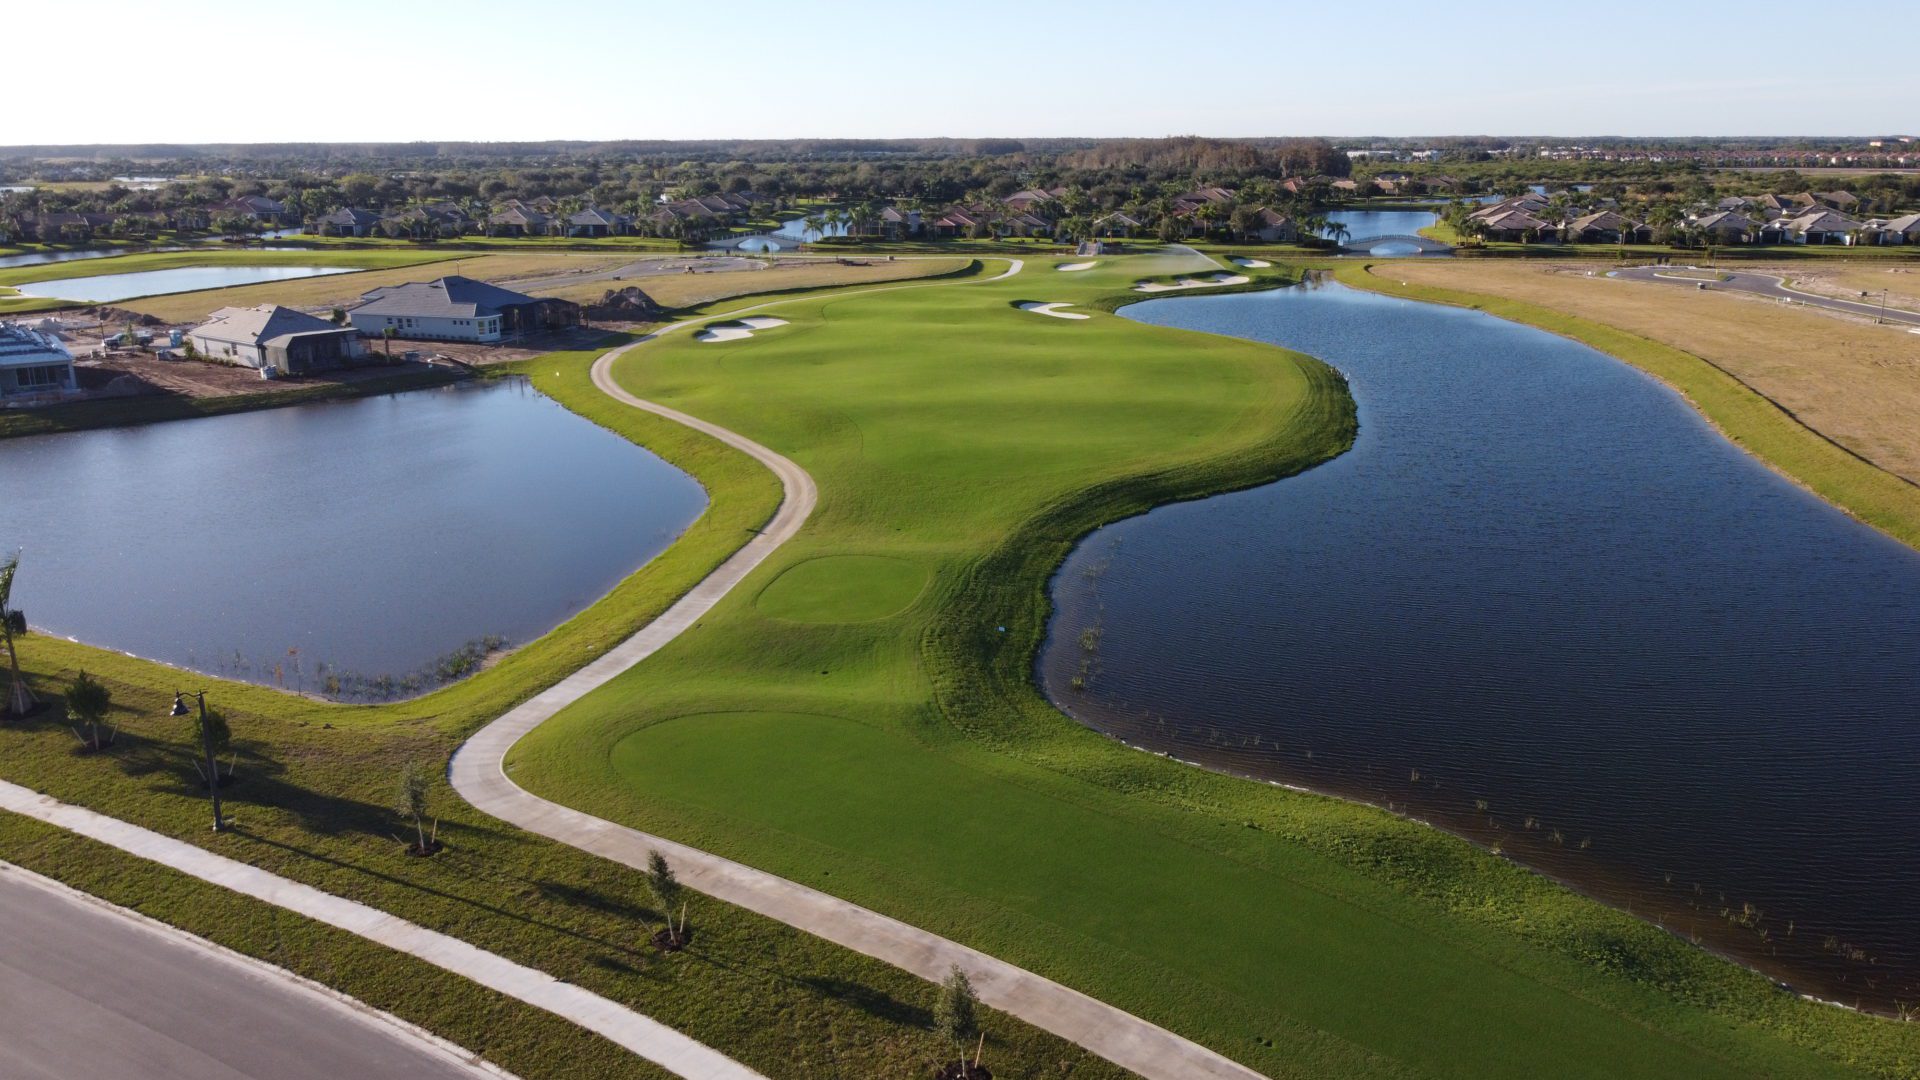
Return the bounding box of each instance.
[351,276,544,320]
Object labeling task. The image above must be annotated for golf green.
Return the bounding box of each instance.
[755,555,928,623]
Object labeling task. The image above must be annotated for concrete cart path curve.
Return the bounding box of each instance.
[0,780,766,1080]
[450,258,1274,1080]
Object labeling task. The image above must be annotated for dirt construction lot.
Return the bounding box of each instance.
[1390,260,1920,485]
[1780,264,1920,313]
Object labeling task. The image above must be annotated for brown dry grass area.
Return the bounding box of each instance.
[1394,260,1920,484]
[122,253,626,323]
[534,256,970,310]
[1779,264,1920,313]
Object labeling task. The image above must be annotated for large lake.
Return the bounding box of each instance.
[0,380,706,698]
[1038,280,1920,1008]
[12,265,353,302]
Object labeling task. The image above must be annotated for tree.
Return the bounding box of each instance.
[0,552,34,718]
[397,760,432,854]
[933,964,982,1076]
[66,671,113,751]
[646,849,686,945]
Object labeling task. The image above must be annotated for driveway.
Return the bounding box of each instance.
[1612,266,1920,327]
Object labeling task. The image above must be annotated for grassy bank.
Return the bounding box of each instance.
[1336,263,1920,549]
[0,319,1135,1078]
[0,365,471,441]
[505,253,1914,1078]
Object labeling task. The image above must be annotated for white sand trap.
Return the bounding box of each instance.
[694,316,789,342]
[1056,261,1098,271]
[1017,302,1090,320]
[1132,273,1251,293]
[1231,257,1272,268]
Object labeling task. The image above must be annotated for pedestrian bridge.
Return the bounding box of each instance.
[1338,233,1454,254]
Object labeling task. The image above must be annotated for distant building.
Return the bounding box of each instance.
[188,305,367,374]
[348,275,579,343]
[0,321,76,397]
[315,207,383,237]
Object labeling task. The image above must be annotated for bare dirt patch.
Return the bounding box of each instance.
[1392,260,1920,485]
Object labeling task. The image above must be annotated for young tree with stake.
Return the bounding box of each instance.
[646,849,686,945]
[65,671,113,751]
[397,760,433,854]
[934,964,984,1078]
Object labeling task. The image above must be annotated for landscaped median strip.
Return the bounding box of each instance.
[450,297,1271,1080]
[0,778,766,1080]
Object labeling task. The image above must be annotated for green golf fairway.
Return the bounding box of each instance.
[507,253,1888,1078]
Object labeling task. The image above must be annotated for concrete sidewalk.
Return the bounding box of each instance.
[0,779,765,1080]
[452,258,1271,1080]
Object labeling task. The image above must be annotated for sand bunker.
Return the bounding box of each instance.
[1017,302,1090,320]
[1230,257,1272,268]
[1056,261,1098,271]
[1132,273,1251,293]
[694,316,789,342]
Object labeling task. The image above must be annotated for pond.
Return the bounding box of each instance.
[773,215,850,241]
[1324,210,1438,241]
[10,264,355,302]
[1038,279,1920,1008]
[0,379,707,699]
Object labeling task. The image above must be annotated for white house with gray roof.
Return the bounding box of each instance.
[0,321,75,398]
[189,305,367,374]
[347,275,580,343]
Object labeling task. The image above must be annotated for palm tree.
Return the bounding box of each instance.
[0,552,34,717]
[1327,220,1352,248]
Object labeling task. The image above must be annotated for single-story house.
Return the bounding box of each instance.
[0,321,76,397]
[209,195,294,225]
[1869,212,1920,245]
[879,206,922,239]
[316,207,383,237]
[1780,209,1861,245]
[1477,208,1553,242]
[348,275,580,343]
[1246,207,1298,243]
[189,305,367,375]
[1003,188,1064,213]
[1564,210,1651,244]
[487,206,552,237]
[567,207,634,237]
[1693,210,1757,244]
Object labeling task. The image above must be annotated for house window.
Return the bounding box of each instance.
[16,364,67,387]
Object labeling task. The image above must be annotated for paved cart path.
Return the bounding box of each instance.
[1614,265,1920,327]
[0,780,765,1080]
[450,260,1272,1080]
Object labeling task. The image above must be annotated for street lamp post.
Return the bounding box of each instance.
[170,691,224,832]
[1879,289,1889,325]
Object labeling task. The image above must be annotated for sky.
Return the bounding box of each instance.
[6,0,1916,145]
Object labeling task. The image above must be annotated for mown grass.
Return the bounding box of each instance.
[8,252,1919,1077]
[503,254,1915,1077]
[0,325,1136,1078]
[1336,263,1920,550]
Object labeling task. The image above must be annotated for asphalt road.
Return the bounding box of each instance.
[0,867,496,1080]
[1612,265,1920,327]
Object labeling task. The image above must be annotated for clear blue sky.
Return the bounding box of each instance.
[10,0,1915,145]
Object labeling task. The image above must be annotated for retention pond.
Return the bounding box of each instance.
[1038,278,1920,1009]
[0,378,706,699]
